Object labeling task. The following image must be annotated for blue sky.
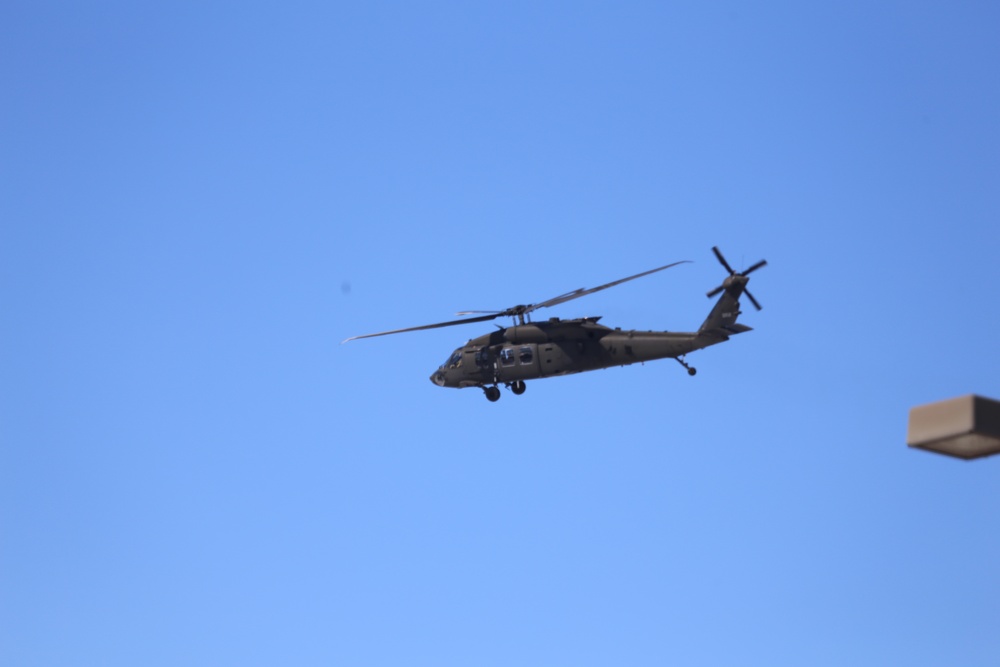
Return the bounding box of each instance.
[3,2,999,665]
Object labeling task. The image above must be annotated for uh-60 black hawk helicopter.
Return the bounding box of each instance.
[344,247,766,402]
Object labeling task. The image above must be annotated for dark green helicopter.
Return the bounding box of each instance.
[344,247,766,402]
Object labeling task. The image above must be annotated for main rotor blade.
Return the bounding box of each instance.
[530,260,690,312]
[711,246,735,274]
[344,259,689,343]
[342,312,499,343]
[742,259,768,276]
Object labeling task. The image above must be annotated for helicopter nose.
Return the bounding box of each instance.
[430,372,446,387]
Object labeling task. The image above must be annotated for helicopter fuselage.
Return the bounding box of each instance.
[429,316,745,389]
[346,247,765,402]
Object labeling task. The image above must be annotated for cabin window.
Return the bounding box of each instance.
[499,348,516,366]
[519,346,533,364]
[444,351,462,368]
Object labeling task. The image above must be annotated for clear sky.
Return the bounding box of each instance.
[3,2,999,665]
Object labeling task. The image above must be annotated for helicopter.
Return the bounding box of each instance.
[344,247,766,401]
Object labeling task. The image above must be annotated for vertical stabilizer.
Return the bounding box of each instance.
[698,281,746,334]
[698,246,766,335]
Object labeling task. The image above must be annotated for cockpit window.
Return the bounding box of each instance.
[443,351,462,368]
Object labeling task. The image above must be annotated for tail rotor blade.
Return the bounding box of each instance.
[707,246,766,309]
[711,246,735,274]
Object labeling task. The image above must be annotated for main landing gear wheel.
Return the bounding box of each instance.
[484,386,501,402]
[510,380,526,395]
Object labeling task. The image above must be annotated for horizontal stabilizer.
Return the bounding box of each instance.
[699,323,753,340]
[721,323,753,335]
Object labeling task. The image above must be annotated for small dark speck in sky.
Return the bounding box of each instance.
[341,281,352,295]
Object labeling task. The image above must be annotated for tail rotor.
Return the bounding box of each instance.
[706,246,767,310]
